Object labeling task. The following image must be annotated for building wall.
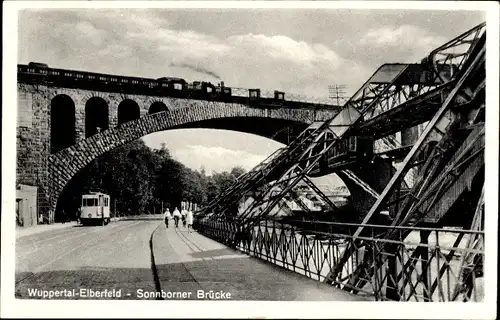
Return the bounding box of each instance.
[16,184,38,227]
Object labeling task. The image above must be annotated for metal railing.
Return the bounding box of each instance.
[194,218,484,302]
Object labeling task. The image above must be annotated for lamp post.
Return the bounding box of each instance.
[328,84,347,106]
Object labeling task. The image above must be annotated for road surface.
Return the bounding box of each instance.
[15,216,372,301]
[16,218,161,299]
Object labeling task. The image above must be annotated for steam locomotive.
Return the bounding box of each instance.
[18,62,298,109]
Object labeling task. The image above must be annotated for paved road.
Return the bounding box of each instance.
[16,219,161,299]
[15,216,371,301]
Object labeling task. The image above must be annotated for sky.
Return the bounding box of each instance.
[17,7,485,185]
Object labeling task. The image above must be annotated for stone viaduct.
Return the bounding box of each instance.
[16,82,339,217]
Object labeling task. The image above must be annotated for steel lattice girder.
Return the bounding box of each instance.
[324,39,485,287]
[237,65,460,225]
[199,124,331,219]
[198,23,485,230]
[352,42,485,238]
[234,64,421,224]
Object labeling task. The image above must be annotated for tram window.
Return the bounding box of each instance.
[83,198,98,206]
[173,83,182,90]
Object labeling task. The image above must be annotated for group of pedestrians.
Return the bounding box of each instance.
[164,207,194,233]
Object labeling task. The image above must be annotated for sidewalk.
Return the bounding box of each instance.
[15,215,163,239]
[150,223,372,301]
[16,221,78,239]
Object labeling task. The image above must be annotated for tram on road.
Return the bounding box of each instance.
[80,192,111,226]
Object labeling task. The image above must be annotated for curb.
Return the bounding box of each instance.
[149,222,164,300]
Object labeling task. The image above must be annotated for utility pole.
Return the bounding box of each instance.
[328,84,347,106]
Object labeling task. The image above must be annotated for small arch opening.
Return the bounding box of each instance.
[51,94,76,153]
[118,99,140,125]
[149,101,168,115]
[85,97,109,138]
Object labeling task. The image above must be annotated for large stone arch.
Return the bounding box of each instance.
[149,101,168,114]
[81,91,112,107]
[50,94,76,153]
[117,99,140,125]
[46,89,80,105]
[47,102,316,211]
[85,97,109,138]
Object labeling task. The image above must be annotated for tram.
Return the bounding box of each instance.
[80,192,111,226]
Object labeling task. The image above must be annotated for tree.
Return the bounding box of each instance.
[55,141,248,221]
[230,166,246,180]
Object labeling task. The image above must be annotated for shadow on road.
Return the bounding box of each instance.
[15,266,157,300]
[153,257,373,301]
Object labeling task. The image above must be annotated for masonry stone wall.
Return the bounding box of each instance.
[16,83,338,217]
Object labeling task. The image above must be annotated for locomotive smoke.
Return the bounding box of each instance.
[170,63,221,80]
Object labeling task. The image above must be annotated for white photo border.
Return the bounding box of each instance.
[2,1,498,319]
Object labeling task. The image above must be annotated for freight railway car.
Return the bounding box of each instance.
[18,62,331,109]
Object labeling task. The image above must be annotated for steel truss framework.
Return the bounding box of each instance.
[194,23,486,301]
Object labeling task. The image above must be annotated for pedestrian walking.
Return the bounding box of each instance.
[164,208,171,228]
[181,209,187,228]
[186,210,194,233]
[172,207,181,228]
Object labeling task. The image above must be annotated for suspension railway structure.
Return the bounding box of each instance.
[193,23,487,302]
